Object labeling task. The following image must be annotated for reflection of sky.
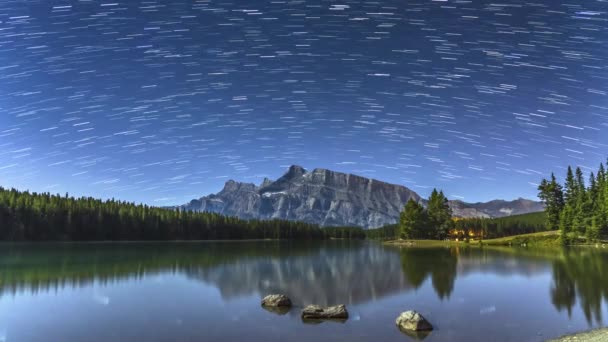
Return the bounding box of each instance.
[0,274,235,342]
[1,250,607,341]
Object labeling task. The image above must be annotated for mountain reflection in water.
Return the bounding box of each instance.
[1,241,607,325]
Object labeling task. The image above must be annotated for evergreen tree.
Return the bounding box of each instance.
[538,173,564,231]
[542,162,608,244]
[575,167,585,193]
[427,189,453,240]
[571,167,589,237]
[563,166,577,205]
[399,199,427,239]
[0,186,364,241]
[599,162,608,238]
[587,172,602,240]
[559,205,575,244]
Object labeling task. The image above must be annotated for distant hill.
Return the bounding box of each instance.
[448,198,545,219]
[180,165,544,229]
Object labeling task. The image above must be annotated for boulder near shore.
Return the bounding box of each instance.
[301,304,349,320]
[396,311,433,332]
[261,294,292,307]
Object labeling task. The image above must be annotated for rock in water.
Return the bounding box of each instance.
[301,305,349,320]
[261,294,292,307]
[396,311,433,331]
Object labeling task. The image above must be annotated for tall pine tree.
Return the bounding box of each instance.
[545,162,608,244]
[427,189,453,240]
[399,199,427,239]
[571,167,589,237]
[538,173,564,231]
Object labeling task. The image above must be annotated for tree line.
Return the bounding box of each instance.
[452,212,546,240]
[538,162,608,244]
[0,186,363,241]
[373,193,548,241]
[365,224,398,240]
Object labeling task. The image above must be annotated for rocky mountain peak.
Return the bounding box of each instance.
[260,177,273,188]
[221,180,239,192]
[221,180,256,193]
[284,165,307,179]
[180,166,544,228]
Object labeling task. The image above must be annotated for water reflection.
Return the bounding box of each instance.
[399,247,457,300]
[550,248,608,324]
[185,243,411,305]
[0,242,320,296]
[0,241,413,305]
[1,241,608,325]
[397,246,608,326]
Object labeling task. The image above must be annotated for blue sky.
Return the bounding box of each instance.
[1,0,607,205]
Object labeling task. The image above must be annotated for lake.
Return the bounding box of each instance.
[0,241,607,342]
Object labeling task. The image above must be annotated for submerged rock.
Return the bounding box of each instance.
[261,294,292,307]
[301,304,349,320]
[396,311,433,332]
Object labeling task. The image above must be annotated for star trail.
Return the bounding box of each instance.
[0,0,607,204]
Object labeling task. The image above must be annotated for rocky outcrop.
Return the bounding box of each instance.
[180,165,423,228]
[261,294,292,307]
[179,165,544,228]
[301,304,349,320]
[396,310,433,331]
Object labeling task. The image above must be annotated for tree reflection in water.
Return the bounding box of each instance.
[550,248,608,325]
[398,247,458,300]
[2,241,608,325]
[398,244,608,325]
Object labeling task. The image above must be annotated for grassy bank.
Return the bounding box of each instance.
[385,230,562,248]
[481,230,561,247]
[384,239,463,247]
[384,230,608,248]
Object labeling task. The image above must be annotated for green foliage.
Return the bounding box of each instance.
[399,199,427,239]
[559,206,575,244]
[482,230,560,247]
[365,224,398,240]
[426,189,453,239]
[0,186,362,241]
[397,189,453,240]
[537,173,564,231]
[539,160,608,244]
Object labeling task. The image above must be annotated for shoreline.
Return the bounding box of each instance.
[383,230,608,248]
[384,239,607,248]
[547,328,608,341]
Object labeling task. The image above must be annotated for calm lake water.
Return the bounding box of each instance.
[1,241,607,342]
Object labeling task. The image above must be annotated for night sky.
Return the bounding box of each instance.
[1,0,607,205]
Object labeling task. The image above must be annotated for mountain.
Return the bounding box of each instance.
[448,198,545,219]
[180,165,423,228]
[180,165,544,228]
